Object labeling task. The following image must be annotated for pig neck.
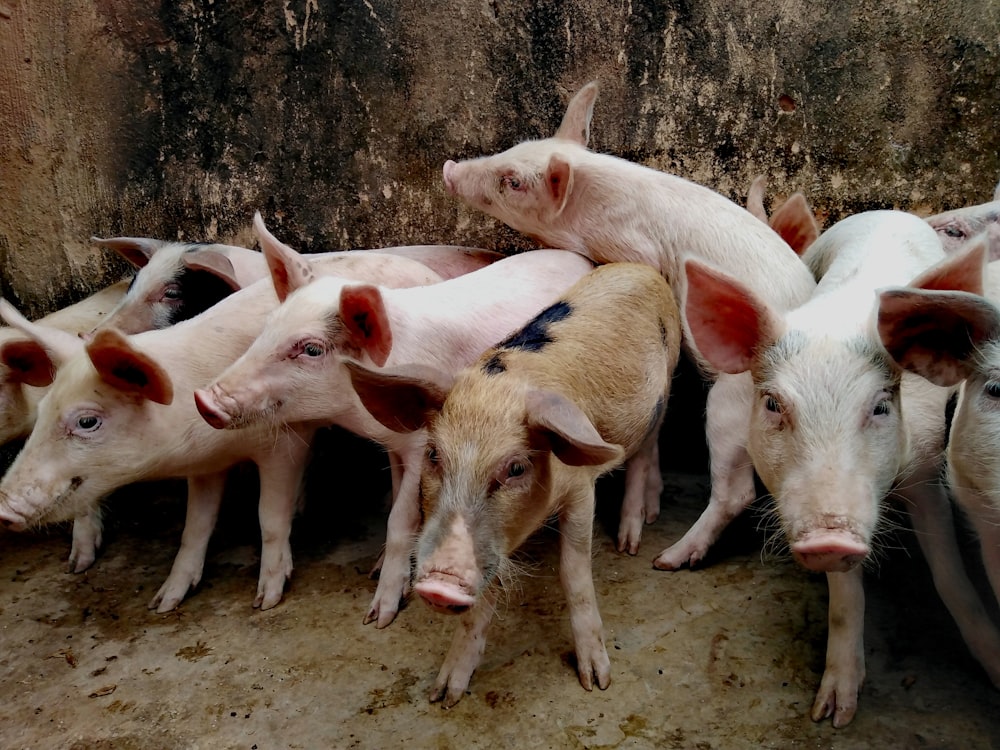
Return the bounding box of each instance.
[552,148,815,312]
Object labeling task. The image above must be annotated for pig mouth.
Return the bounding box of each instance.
[790,528,870,573]
[195,386,281,430]
[0,475,84,531]
[414,571,478,615]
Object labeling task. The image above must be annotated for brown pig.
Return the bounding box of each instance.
[346,262,681,705]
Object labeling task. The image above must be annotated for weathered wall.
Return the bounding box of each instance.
[1,0,999,315]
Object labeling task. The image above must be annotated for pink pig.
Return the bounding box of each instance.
[193,246,595,628]
[442,80,817,557]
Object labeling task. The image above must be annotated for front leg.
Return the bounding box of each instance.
[429,587,497,708]
[654,372,756,570]
[811,567,865,728]
[149,471,227,613]
[68,507,104,573]
[365,438,424,628]
[254,426,316,610]
[561,482,611,691]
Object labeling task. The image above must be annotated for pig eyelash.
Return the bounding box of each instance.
[161,284,182,301]
[290,339,326,359]
[984,381,1000,400]
[763,394,782,414]
[940,224,965,239]
[500,175,528,192]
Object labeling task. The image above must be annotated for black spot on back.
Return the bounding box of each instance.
[168,267,240,325]
[482,352,506,375]
[498,300,572,353]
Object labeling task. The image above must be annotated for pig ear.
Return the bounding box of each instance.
[182,248,242,292]
[877,288,1000,386]
[554,81,598,146]
[769,193,819,256]
[526,389,624,467]
[908,237,987,296]
[343,359,452,433]
[746,176,768,223]
[86,328,173,405]
[91,236,164,268]
[993,177,1000,202]
[254,211,314,302]
[0,338,56,387]
[546,155,574,216]
[684,259,783,374]
[0,298,83,367]
[339,285,392,367]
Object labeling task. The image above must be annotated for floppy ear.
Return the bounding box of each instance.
[0,338,56,387]
[877,288,1000,387]
[746,175,768,223]
[0,298,83,368]
[339,285,393,366]
[908,237,987,296]
[86,328,174,405]
[343,359,452,433]
[183,249,242,291]
[91,236,164,268]
[684,259,784,374]
[546,154,574,216]
[554,81,599,146]
[526,389,624,467]
[254,211,314,301]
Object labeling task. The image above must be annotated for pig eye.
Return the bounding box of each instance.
[425,445,440,465]
[764,395,782,414]
[76,414,101,432]
[942,226,965,239]
[873,400,891,416]
[502,175,526,192]
[162,284,182,301]
[508,462,525,478]
[985,381,1000,399]
[302,342,324,357]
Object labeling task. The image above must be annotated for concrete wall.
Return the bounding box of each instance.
[2,0,999,316]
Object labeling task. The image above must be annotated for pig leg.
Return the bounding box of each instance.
[253,429,314,610]
[644,440,663,523]
[562,484,611,691]
[369,452,404,579]
[149,471,227,613]
[653,373,755,569]
[618,434,658,555]
[364,443,422,628]
[911,484,1000,687]
[429,586,498,707]
[68,508,104,573]
[811,567,865,728]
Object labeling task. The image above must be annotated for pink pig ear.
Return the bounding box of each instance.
[546,155,574,216]
[253,211,314,301]
[525,389,623,467]
[554,81,599,146]
[86,328,173,405]
[344,360,452,433]
[746,175,768,223]
[0,338,56,387]
[684,259,783,375]
[908,237,987,296]
[769,193,820,256]
[339,285,393,367]
[90,236,164,268]
[183,249,242,291]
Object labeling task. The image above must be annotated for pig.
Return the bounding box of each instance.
[0,215,444,613]
[441,80,817,557]
[682,210,1000,726]
[923,178,1000,256]
[94,235,504,335]
[193,245,595,628]
[878,239,1000,668]
[0,279,129,571]
[342,262,681,705]
[746,175,821,255]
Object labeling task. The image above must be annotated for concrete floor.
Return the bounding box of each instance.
[0,427,999,750]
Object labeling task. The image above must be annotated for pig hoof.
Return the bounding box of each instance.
[68,550,97,573]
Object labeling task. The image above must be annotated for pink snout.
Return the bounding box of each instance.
[442,160,458,195]
[193,388,232,430]
[791,531,869,573]
[414,573,477,615]
[0,508,27,532]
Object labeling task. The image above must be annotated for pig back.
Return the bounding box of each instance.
[483,261,681,458]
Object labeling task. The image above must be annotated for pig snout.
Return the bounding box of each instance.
[442,160,459,195]
[414,574,478,614]
[790,518,869,573]
[0,507,27,532]
[193,387,233,430]
[415,514,483,615]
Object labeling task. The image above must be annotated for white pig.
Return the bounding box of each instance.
[343,262,681,705]
[193,247,595,628]
[0,217,443,613]
[682,210,1000,726]
[878,244,1000,656]
[94,235,503,334]
[0,279,129,571]
[441,80,817,557]
[923,178,1000,256]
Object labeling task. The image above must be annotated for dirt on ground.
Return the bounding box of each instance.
[0,430,998,750]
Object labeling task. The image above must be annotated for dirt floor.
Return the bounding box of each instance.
[1,427,999,750]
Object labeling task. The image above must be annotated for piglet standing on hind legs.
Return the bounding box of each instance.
[345,262,682,705]
[441,80,817,556]
[682,211,1000,726]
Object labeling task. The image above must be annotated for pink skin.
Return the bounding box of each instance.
[923,180,1000,255]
